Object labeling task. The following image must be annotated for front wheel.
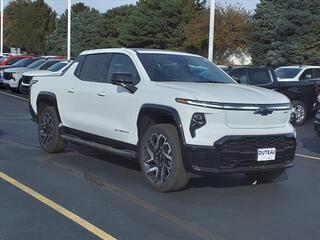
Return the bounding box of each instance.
[245,169,285,182]
[139,124,189,192]
[292,100,306,126]
[38,106,66,153]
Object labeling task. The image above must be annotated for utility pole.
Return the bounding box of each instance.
[208,0,215,62]
[1,0,4,55]
[67,0,71,60]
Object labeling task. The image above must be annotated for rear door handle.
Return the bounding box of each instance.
[68,88,75,93]
[97,91,106,97]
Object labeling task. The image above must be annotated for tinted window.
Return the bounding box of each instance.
[106,54,140,83]
[314,69,320,79]
[78,54,111,82]
[39,61,61,70]
[28,59,46,69]
[7,58,24,65]
[250,69,272,85]
[229,69,249,85]
[47,62,68,72]
[138,53,233,84]
[12,58,41,67]
[299,69,313,80]
[275,68,301,79]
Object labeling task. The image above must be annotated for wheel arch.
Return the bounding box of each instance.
[36,91,61,122]
[137,104,186,145]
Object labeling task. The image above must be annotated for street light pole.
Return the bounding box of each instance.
[67,0,71,60]
[208,0,215,62]
[1,0,4,55]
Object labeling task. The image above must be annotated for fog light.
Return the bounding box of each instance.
[190,113,206,138]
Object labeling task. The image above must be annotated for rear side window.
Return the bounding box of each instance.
[106,54,140,83]
[77,54,112,82]
[249,69,272,85]
[229,69,249,85]
[299,69,313,81]
[7,58,23,65]
[39,61,61,70]
[314,69,320,79]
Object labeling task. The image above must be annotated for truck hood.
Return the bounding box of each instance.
[23,70,61,77]
[5,67,30,73]
[156,82,290,104]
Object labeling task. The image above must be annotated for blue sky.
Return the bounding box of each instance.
[30,0,260,14]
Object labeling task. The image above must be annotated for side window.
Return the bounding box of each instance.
[106,54,140,83]
[78,54,112,82]
[250,69,272,85]
[314,69,320,79]
[229,69,249,85]
[299,69,313,81]
[39,61,60,70]
[74,55,86,77]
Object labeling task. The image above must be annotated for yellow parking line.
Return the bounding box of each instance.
[0,171,116,240]
[296,154,320,161]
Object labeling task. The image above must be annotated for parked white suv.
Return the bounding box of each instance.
[275,66,320,81]
[29,48,296,192]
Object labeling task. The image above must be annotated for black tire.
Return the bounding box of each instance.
[38,106,65,153]
[291,100,306,126]
[18,81,23,93]
[245,169,285,182]
[139,124,189,192]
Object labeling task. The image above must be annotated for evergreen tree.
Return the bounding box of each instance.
[5,0,56,54]
[46,6,101,58]
[119,0,203,49]
[251,0,320,67]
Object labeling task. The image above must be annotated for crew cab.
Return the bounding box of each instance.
[228,66,320,125]
[29,49,296,192]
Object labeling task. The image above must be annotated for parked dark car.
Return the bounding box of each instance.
[228,66,320,125]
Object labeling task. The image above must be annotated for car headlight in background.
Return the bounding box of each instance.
[12,73,17,80]
[317,94,320,103]
[30,79,38,87]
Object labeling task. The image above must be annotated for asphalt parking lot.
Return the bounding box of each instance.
[1,90,320,240]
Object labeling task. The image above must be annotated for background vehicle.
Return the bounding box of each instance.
[3,58,64,93]
[30,48,296,192]
[275,66,320,81]
[0,55,32,66]
[228,66,320,125]
[20,60,71,94]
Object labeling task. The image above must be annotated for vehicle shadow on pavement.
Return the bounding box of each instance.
[186,173,287,189]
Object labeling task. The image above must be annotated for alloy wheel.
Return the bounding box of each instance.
[39,111,54,148]
[142,132,173,184]
[294,104,305,124]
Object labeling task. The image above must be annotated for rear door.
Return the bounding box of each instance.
[60,53,113,134]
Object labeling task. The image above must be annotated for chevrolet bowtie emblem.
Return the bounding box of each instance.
[254,107,273,116]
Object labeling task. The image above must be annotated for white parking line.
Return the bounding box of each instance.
[0,90,28,101]
[296,154,320,161]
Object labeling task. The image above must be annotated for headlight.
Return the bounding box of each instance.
[12,73,17,80]
[317,94,320,103]
[176,98,291,111]
[30,79,38,87]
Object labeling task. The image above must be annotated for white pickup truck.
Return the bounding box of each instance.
[29,48,296,192]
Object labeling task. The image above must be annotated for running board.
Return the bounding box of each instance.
[61,134,136,159]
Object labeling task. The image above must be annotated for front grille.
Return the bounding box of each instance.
[22,75,33,84]
[215,135,296,169]
[3,72,13,80]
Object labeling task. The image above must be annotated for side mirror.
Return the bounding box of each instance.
[111,73,137,93]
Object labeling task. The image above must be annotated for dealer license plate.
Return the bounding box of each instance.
[257,148,276,161]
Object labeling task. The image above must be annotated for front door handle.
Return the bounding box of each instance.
[97,91,106,97]
[68,88,75,93]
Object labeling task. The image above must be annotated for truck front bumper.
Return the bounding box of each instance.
[183,133,296,174]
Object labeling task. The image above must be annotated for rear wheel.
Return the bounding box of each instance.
[18,81,24,94]
[292,100,306,126]
[245,169,285,182]
[139,124,189,192]
[38,106,65,153]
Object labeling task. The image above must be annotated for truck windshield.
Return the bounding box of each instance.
[138,53,235,84]
[275,68,301,79]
